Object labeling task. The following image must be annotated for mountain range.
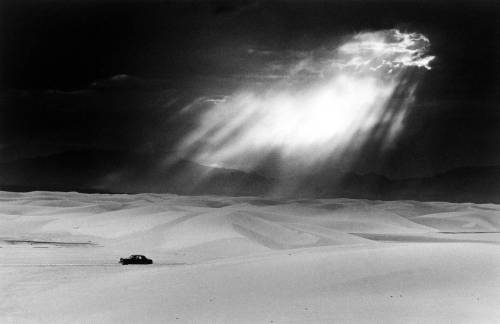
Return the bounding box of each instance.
[0,150,498,203]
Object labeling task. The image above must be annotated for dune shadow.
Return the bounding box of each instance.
[246,199,285,206]
[2,239,97,247]
[351,233,498,244]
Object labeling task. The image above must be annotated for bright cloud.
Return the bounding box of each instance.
[176,29,435,175]
[338,29,435,72]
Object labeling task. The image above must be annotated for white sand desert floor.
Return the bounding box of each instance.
[1,191,499,323]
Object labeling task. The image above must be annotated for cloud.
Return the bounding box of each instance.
[243,29,435,86]
[175,29,435,180]
[338,29,435,72]
[89,74,170,91]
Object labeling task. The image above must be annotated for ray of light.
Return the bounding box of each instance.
[175,29,435,179]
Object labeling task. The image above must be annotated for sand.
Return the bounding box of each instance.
[1,191,499,323]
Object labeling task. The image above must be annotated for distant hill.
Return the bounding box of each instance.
[0,150,273,196]
[0,150,498,203]
[290,165,500,203]
[388,166,500,203]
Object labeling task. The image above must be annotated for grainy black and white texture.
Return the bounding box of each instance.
[1,2,500,323]
[1,0,499,202]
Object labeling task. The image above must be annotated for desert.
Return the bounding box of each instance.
[1,190,499,323]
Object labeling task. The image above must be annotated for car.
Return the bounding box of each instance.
[119,254,153,265]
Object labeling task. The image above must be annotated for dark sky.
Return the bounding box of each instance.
[1,0,499,179]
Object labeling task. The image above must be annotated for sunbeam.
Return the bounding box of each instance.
[177,29,435,178]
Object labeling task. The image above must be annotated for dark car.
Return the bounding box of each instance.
[119,254,153,265]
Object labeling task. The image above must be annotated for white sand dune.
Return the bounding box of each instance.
[410,209,500,232]
[1,191,499,323]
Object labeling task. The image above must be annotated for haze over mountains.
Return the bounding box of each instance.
[0,150,498,203]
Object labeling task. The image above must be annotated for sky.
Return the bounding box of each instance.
[1,0,499,180]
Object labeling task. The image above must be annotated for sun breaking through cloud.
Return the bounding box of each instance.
[338,29,434,72]
[176,29,435,177]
